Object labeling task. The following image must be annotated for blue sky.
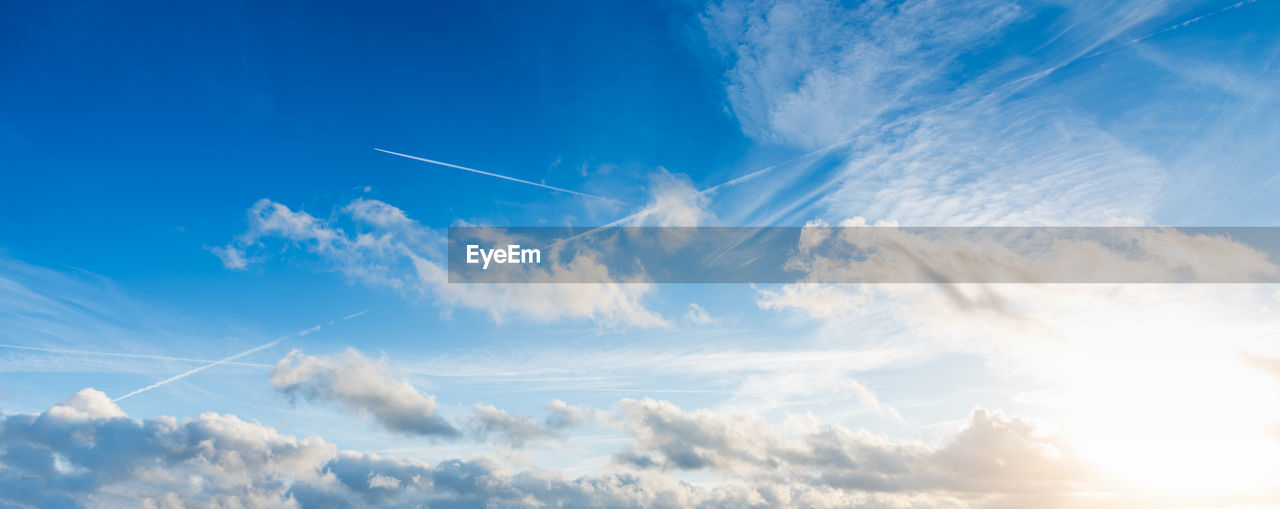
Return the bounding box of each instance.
[3,1,1280,507]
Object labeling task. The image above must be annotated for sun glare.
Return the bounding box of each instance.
[1044,294,1280,497]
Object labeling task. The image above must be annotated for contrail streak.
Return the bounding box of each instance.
[0,343,271,368]
[113,339,284,401]
[1082,0,1259,61]
[110,317,346,402]
[375,148,627,205]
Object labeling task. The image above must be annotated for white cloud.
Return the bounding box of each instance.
[630,170,716,227]
[756,284,871,320]
[776,226,1280,285]
[682,303,716,326]
[45,388,127,420]
[209,245,248,270]
[0,389,335,508]
[698,1,1187,227]
[545,399,593,429]
[693,4,1280,493]
[469,400,593,448]
[614,398,1099,497]
[432,254,668,328]
[271,349,593,447]
[271,349,459,437]
[818,102,1165,226]
[0,388,1137,508]
[214,198,667,328]
[10,385,1280,507]
[702,0,1021,149]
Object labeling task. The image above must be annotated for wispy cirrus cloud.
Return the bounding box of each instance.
[697,0,1252,227]
[0,255,287,385]
[702,0,1022,149]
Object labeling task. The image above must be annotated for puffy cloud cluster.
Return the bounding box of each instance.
[470,399,592,448]
[271,349,592,447]
[0,388,1127,508]
[212,198,665,328]
[614,399,1097,497]
[271,349,458,437]
[0,389,335,508]
[628,170,717,228]
[0,389,687,508]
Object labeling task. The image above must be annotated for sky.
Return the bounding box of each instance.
[2,0,1280,507]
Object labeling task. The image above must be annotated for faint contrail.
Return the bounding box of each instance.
[375,148,627,205]
[113,338,285,401]
[111,312,361,402]
[1081,0,1259,60]
[0,343,270,368]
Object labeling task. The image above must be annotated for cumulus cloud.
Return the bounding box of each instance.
[0,389,612,507]
[469,400,594,448]
[271,349,592,447]
[435,254,668,328]
[1,388,1135,508]
[545,399,593,429]
[614,398,1096,495]
[19,387,1280,507]
[214,198,666,328]
[629,170,716,227]
[0,389,335,508]
[271,349,458,437]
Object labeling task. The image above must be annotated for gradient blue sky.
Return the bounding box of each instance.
[3,1,1280,507]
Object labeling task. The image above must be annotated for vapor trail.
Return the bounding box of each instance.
[375,148,627,205]
[113,338,285,401]
[1082,0,1260,60]
[110,313,360,402]
[0,343,270,368]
